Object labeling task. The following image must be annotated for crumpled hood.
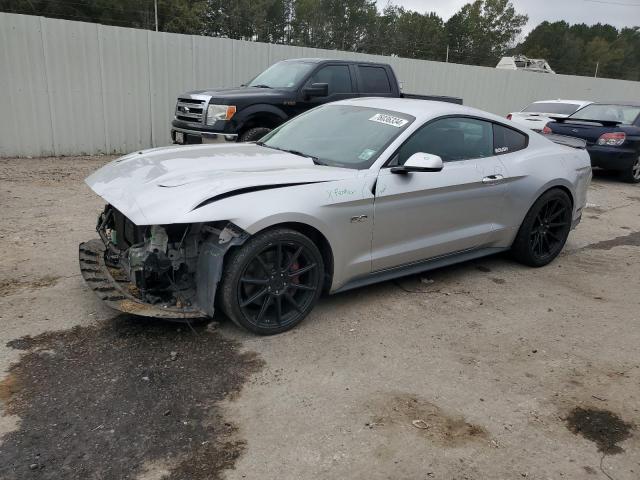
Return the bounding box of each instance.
[86,143,357,225]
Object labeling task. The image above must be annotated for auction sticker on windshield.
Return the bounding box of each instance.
[369,113,408,128]
[358,148,377,160]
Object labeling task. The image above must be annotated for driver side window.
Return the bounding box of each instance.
[397,117,493,165]
[307,65,353,95]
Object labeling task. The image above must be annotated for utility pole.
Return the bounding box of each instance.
[446,45,449,63]
[594,61,599,78]
[154,0,158,32]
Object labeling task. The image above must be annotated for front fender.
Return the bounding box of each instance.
[242,211,332,238]
[180,175,374,292]
[233,104,289,130]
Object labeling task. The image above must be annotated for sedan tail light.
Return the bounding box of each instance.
[596,132,626,146]
[542,124,552,134]
[506,114,512,120]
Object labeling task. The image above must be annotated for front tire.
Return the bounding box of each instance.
[620,156,640,183]
[511,189,572,267]
[219,228,324,335]
[239,127,272,143]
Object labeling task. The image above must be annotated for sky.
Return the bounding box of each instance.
[376,0,640,38]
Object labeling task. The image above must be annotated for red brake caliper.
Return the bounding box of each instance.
[290,261,300,285]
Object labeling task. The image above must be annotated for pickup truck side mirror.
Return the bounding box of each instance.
[391,153,443,174]
[303,83,329,98]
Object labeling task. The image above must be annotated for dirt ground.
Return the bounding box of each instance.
[0,156,639,480]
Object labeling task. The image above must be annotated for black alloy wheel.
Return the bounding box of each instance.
[220,229,324,334]
[512,189,572,267]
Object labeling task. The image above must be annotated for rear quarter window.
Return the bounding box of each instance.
[358,66,392,94]
[493,124,528,155]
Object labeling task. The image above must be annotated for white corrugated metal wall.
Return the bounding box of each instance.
[1,12,639,157]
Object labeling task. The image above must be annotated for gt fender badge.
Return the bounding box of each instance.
[350,215,368,223]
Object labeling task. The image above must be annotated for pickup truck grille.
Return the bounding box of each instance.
[175,98,206,123]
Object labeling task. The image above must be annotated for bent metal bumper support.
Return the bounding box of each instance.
[79,239,205,319]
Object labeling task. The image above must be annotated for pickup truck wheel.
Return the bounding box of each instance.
[621,156,640,183]
[511,189,572,267]
[219,228,324,335]
[239,127,272,142]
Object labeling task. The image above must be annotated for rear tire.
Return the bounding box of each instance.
[219,228,324,335]
[239,127,272,143]
[511,189,572,267]
[620,156,640,183]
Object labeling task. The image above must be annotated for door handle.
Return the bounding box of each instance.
[482,174,504,184]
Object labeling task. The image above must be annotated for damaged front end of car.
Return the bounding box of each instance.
[79,205,248,319]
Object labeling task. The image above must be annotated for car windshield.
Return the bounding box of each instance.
[246,61,314,89]
[259,105,415,169]
[522,102,582,115]
[570,104,640,124]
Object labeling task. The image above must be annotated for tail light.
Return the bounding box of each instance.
[506,114,512,120]
[542,124,552,134]
[597,132,626,146]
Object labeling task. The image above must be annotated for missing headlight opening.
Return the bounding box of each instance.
[81,205,248,318]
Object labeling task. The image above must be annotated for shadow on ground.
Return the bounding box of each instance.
[0,315,263,480]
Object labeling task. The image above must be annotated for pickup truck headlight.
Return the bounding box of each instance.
[206,104,236,125]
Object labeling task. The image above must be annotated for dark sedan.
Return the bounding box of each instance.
[543,102,640,183]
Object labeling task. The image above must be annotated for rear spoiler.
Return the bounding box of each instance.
[544,133,587,149]
[549,116,622,127]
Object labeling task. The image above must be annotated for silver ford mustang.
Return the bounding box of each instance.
[80,98,591,334]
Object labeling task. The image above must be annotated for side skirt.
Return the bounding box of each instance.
[332,247,509,294]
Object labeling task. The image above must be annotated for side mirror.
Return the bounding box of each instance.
[303,82,329,98]
[391,153,443,174]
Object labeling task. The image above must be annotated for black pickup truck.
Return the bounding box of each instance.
[171,58,462,144]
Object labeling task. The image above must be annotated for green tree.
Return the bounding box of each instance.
[289,0,377,50]
[517,21,639,80]
[393,9,446,60]
[362,5,446,60]
[445,0,528,66]
[3,0,638,80]
[615,27,640,80]
[0,0,207,32]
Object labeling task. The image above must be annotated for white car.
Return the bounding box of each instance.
[81,98,591,334]
[507,100,592,132]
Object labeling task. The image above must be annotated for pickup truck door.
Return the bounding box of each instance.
[371,116,507,271]
[296,64,358,110]
[353,64,397,98]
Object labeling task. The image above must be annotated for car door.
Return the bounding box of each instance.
[354,65,396,98]
[297,64,356,110]
[371,116,507,271]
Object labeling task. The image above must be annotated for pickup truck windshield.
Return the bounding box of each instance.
[260,105,414,169]
[247,61,314,89]
[570,104,640,124]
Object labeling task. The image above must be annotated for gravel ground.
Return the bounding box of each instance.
[0,156,639,479]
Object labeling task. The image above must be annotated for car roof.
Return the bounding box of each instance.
[332,97,509,124]
[591,101,640,107]
[280,57,389,66]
